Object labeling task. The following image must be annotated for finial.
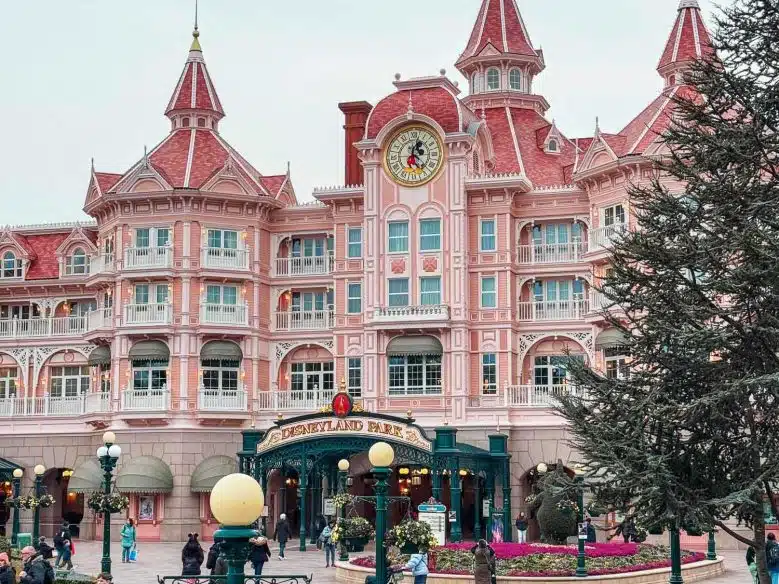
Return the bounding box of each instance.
[595,116,601,134]
[190,0,202,52]
[439,68,446,76]
[339,377,347,393]
[286,161,291,175]
[90,157,95,172]
[142,145,149,168]
[406,409,412,419]
[394,73,401,81]
[277,413,283,421]
[407,92,414,120]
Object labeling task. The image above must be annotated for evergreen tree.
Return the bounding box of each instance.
[555,1,779,582]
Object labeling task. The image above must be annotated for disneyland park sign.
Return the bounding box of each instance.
[256,416,433,454]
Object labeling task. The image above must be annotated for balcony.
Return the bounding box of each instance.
[124,246,172,270]
[274,255,333,277]
[517,242,588,264]
[0,393,111,417]
[517,299,589,321]
[197,388,248,411]
[506,384,586,407]
[589,224,627,251]
[124,303,172,326]
[274,309,334,331]
[371,305,450,326]
[0,316,87,339]
[201,247,249,270]
[87,308,113,331]
[257,388,336,411]
[200,304,248,326]
[120,388,170,411]
[89,254,115,275]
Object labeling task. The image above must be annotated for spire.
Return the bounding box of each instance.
[165,24,225,130]
[657,0,713,86]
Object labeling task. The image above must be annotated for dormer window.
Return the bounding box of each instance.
[1,251,22,279]
[509,68,522,91]
[183,117,191,127]
[65,247,89,276]
[547,139,559,153]
[486,68,500,91]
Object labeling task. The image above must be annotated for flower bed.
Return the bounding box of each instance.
[350,543,705,578]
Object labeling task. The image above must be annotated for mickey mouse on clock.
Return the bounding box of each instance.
[384,124,444,187]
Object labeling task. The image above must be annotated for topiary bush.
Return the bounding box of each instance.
[535,465,577,544]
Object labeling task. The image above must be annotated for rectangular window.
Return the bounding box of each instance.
[206,285,238,305]
[604,347,630,380]
[388,278,409,307]
[135,228,150,248]
[419,219,441,251]
[134,284,150,305]
[420,277,441,306]
[156,228,171,247]
[480,219,496,251]
[207,229,239,249]
[0,367,18,399]
[206,285,220,304]
[481,276,497,308]
[482,354,497,395]
[347,283,362,314]
[388,221,409,253]
[131,359,169,392]
[388,355,442,396]
[348,358,362,397]
[603,204,626,226]
[348,227,362,258]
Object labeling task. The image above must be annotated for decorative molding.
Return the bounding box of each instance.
[518,331,594,365]
[0,348,31,390]
[270,339,335,383]
[32,345,97,389]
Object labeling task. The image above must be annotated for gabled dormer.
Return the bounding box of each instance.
[56,227,98,278]
[0,230,35,280]
[541,121,564,155]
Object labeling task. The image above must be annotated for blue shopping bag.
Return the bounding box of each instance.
[129,545,138,562]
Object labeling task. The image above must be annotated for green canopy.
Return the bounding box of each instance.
[190,455,236,493]
[0,457,22,481]
[88,346,111,367]
[116,456,173,494]
[67,458,104,493]
[201,341,242,360]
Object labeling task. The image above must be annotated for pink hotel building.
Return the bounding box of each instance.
[0,0,713,543]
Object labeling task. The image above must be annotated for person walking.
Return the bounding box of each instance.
[36,538,54,562]
[470,540,495,584]
[274,514,291,560]
[746,546,758,584]
[402,546,430,584]
[249,536,271,576]
[120,518,136,563]
[53,521,71,569]
[515,513,528,544]
[206,538,225,577]
[321,520,336,568]
[766,532,779,584]
[315,515,327,551]
[181,533,205,576]
[0,553,16,584]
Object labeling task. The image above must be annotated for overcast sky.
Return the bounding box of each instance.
[0,0,725,225]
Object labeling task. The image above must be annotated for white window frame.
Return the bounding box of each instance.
[205,284,238,305]
[419,276,441,306]
[49,366,90,397]
[388,354,443,396]
[1,251,22,279]
[132,359,169,393]
[347,357,362,397]
[602,204,627,226]
[134,283,169,305]
[347,227,363,258]
[347,282,362,314]
[604,347,630,380]
[0,367,18,399]
[486,67,501,91]
[481,354,497,395]
[135,227,171,248]
[480,219,497,251]
[388,221,409,254]
[509,68,522,91]
[388,278,410,307]
[201,358,240,393]
[65,247,89,276]
[206,228,240,250]
[481,275,497,309]
[419,219,442,252]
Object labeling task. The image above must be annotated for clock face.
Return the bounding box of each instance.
[384,125,444,187]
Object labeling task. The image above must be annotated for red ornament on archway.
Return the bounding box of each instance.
[332,392,353,418]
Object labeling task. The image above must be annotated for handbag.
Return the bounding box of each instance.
[129,544,138,562]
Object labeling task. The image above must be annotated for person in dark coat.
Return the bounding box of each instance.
[249,536,272,575]
[585,519,597,543]
[315,515,327,550]
[515,513,529,544]
[274,514,291,560]
[206,538,227,577]
[19,547,50,584]
[470,540,495,584]
[53,521,72,569]
[181,533,205,576]
[0,552,16,584]
[37,538,54,561]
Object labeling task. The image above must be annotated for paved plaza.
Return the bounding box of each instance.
[64,540,751,584]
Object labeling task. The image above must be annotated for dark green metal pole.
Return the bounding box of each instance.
[215,526,258,584]
[11,474,21,547]
[32,473,43,542]
[374,467,391,584]
[485,474,495,543]
[338,468,349,562]
[502,461,512,543]
[575,475,587,577]
[298,476,308,551]
[474,476,482,540]
[432,471,442,501]
[706,531,716,561]
[259,467,268,536]
[100,461,112,574]
[669,527,683,584]
[450,469,462,542]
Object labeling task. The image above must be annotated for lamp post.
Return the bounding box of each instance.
[32,465,46,543]
[97,431,122,575]
[369,442,395,584]
[706,530,717,561]
[211,473,263,584]
[669,527,683,584]
[574,465,587,578]
[337,458,350,562]
[11,468,22,547]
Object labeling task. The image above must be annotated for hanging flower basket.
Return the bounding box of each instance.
[37,494,55,509]
[4,497,23,509]
[87,492,130,514]
[332,493,354,508]
[385,519,438,551]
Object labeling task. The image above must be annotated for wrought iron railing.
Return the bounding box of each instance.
[157,575,312,584]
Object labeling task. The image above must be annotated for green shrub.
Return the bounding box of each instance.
[0,536,9,554]
[55,572,96,584]
[535,466,577,544]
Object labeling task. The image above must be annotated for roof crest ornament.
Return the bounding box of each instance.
[406,91,414,120]
[190,0,202,52]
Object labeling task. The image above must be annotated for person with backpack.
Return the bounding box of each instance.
[53,521,71,568]
[181,533,205,576]
[320,519,336,568]
[766,533,779,584]
[248,536,271,575]
[120,518,137,563]
[19,546,54,584]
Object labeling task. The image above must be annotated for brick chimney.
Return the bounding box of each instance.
[338,101,372,186]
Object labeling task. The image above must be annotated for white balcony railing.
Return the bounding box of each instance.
[590,223,627,250]
[201,248,249,270]
[200,304,248,325]
[517,242,588,264]
[274,310,334,331]
[257,388,336,411]
[372,305,450,323]
[517,299,589,321]
[197,388,248,411]
[0,393,111,417]
[590,290,616,313]
[124,303,172,325]
[506,384,586,407]
[123,246,172,270]
[120,388,170,411]
[274,255,333,277]
[0,316,87,339]
[87,307,114,331]
[89,254,115,275]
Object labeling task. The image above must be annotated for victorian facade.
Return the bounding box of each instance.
[0,0,715,544]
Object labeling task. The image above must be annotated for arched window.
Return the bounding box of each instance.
[1,251,21,279]
[547,139,559,153]
[65,247,88,276]
[486,68,500,91]
[182,117,190,127]
[509,68,522,91]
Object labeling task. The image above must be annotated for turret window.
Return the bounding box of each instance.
[509,68,522,91]
[486,68,500,91]
[471,72,482,93]
[547,139,559,153]
[183,117,190,127]
[198,117,206,127]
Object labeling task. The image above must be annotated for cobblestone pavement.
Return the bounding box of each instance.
[66,541,750,584]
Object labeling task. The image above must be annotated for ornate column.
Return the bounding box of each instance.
[298,456,308,551]
[449,467,462,542]
[474,474,482,540]
[432,471,442,502]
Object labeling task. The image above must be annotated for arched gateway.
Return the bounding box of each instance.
[238,390,512,547]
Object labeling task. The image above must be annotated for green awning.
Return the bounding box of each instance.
[190,456,236,493]
[0,457,22,481]
[129,341,170,360]
[595,328,630,349]
[387,336,443,356]
[116,456,173,494]
[67,459,104,493]
[88,346,111,367]
[201,341,242,360]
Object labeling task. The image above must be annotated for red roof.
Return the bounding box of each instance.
[94,172,122,194]
[657,1,713,73]
[259,175,287,196]
[165,32,224,118]
[366,88,462,139]
[24,233,69,280]
[457,0,537,65]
